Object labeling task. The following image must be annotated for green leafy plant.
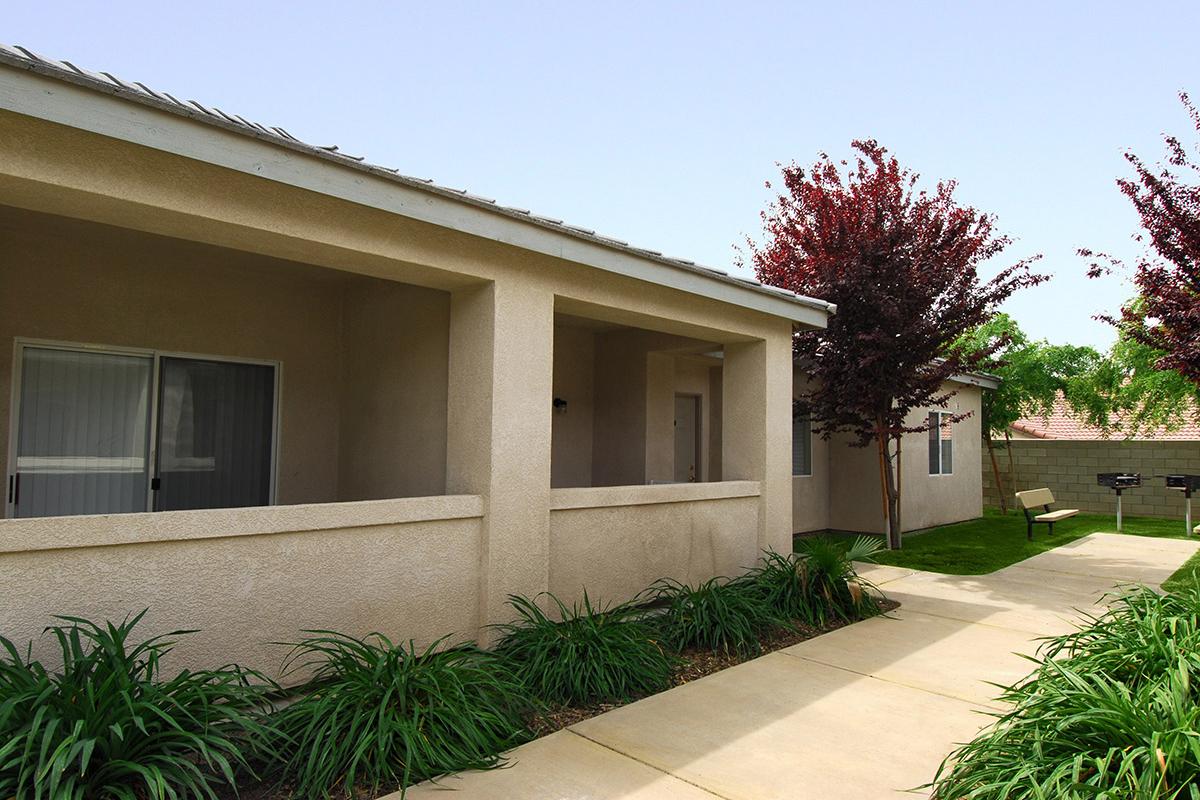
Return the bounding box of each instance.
[929,584,1200,799]
[0,611,275,800]
[269,632,529,799]
[649,576,784,657]
[791,535,884,625]
[741,550,824,623]
[493,593,675,705]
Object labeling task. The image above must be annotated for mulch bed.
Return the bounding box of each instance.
[527,597,901,737]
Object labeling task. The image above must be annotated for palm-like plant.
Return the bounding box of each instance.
[269,633,529,799]
[0,611,275,800]
[791,535,884,625]
[493,593,675,705]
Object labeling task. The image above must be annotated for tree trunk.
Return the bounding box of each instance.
[876,429,890,528]
[894,433,903,542]
[877,426,902,550]
[987,435,1008,514]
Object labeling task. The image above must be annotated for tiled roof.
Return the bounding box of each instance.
[0,44,835,316]
[1011,393,1200,441]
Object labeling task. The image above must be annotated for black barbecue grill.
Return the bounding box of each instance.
[1097,473,1141,530]
[1166,475,1200,534]
[1098,473,1142,490]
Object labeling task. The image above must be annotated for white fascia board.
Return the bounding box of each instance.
[0,65,832,329]
[949,372,1001,390]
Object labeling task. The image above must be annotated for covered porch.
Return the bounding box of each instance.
[0,85,815,675]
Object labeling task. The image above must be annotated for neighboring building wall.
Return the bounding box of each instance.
[792,371,831,533]
[982,439,1200,519]
[899,385,984,531]
[794,368,985,535]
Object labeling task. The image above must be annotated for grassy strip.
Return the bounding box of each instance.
[1163,549,1200,592]
[842,507,1191,575]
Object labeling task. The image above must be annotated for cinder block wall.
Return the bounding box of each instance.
[981,440,1200,519]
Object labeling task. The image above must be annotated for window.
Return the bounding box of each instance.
[8,341,278,519]
[928,411,953,475]
[792,413,812,476]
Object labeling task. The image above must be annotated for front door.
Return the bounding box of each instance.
[673,394,700,483]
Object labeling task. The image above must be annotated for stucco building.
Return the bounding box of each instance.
[0,46,987,674]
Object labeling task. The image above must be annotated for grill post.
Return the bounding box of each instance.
[1166,476,1199,536]
[1097,473,1140,532]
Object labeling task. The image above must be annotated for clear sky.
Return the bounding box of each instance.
[6,2,1197,348]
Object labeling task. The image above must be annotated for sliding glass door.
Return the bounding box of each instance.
[155,357,275,511]
[9,344,276,518]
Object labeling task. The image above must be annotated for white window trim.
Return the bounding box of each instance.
[6,337,282,519]
[928,410,953,477]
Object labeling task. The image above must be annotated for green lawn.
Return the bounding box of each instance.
[857,507,1193,576]
[1162,549,1200,592]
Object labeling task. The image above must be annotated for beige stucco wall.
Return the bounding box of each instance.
[825,383,985,534]
[0,102,798,642]
[0,497,483,679]
[791,366,985,535]
[550,324,597,488]
[339,280,450,500]
[0,207,450,507]
[791,371,831,533]
[548,483,761,604]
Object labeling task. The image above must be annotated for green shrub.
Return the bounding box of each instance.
[0,611,275,800]
[790,535,883,625]
[494,593,675,705]
[743,540,882,628]
[269,632,529,799]
[741,550,825,624]
[929,584,1200,799]
[649,576,784,657]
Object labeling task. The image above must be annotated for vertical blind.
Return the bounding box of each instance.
[15,348,152,517]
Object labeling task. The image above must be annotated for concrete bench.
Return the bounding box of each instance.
[1015,488,1079,541]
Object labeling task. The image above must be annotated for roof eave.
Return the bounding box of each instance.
[0,48,834,328]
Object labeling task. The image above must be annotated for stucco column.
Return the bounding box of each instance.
[723,331,793,555]
[446,281,554,637]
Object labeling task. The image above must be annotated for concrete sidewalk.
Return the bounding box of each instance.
[402,533,1198,799]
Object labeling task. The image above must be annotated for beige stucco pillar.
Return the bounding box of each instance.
[722,331,793,555]
[446,281,554,636]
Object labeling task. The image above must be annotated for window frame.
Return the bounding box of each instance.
[792,412,813,477]
[6,337,282,519]
[927,410,953,476]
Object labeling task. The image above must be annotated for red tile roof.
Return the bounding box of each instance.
[1011,394,1200,441]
